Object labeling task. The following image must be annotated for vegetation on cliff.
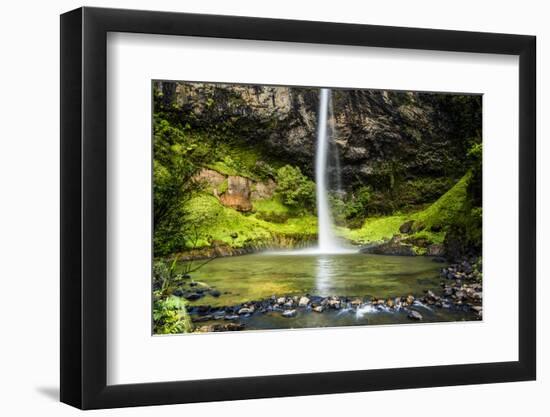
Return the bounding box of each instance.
[152,81,482,260]
[344,165,481,254]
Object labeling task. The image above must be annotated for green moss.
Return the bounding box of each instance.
[407,230,445,245]
[253,196,289,215]
[252,196,291,223]
[264,215,318,236]
[217,179,228,194]
[341,215,406,244]
[184,193,316,249]
[206,144,277,181]
[342,172,472,248]
[412,246,428,256]
[413,171,471,230]
[185,194,270,248]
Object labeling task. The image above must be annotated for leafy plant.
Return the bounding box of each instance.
[330,186,372,228]
[275,165,316,212]
[153,117,209,256]
[153,294,193,334]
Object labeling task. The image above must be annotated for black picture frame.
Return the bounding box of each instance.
[60,6,536,410]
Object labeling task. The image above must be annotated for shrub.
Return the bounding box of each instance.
[275,165,316,212]
[153,294,193,334]
[330,186,373,227]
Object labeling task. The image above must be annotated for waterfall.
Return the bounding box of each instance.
[315,88,346,254]
[269,88,354,256]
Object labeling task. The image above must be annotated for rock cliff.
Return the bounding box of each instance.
[155,81,481,189]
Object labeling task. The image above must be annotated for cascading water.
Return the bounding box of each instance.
[315,88,348,254]
[270,87,353,257]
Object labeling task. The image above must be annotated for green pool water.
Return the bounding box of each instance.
[180,252,446,306]
[175,252,478,330]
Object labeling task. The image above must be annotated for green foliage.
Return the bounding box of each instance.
[206,146,277,181]
[406,229,445,245]
[398,177,456,209]
[331,186,373,228]
[153,295,193,334]
[183,193,317,249]
[413,172,471,231]
[153,117,210,256]
[217,179,229,194]
[152,258,194,334]
[343,171,475,249]
[467,142,482,207]
[437,95,482,154]
[253,196,291,223]
[275,165,316,212]
[351,175,457,216]
[208,155,249,178]
[253,160,277,180]
[344,214,407,244]
[152,81,482,259]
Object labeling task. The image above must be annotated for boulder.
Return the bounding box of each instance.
[282,309,297,318]
[250,178,276,200]
[427,244,445,256]
[194,169,226,194]
[454,290,466,301]
[298,296,310,307]
[360,235,416,256]
[238,307,254,315]
[425,290,439,301]
[191,315,213,323]
[198,323,245,332]
[328,298,341,309]
[185,293,203,301]
[407,310,423,321]
[350,298,363,307]
[399,220,415,234]
[219,176,253,212]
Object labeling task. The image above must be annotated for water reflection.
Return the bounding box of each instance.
[315,255,335,295]
[188,253,445,307]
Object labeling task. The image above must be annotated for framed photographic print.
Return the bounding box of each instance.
[60,6,536,409]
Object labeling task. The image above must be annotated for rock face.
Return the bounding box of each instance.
[195,168,276,212]
[195,169,226,191]
[399,220,414,234]
[359,235,416,256]
[250,179,277,200]
[427,244,445,256]
[220,176,253,211]
[155,81,480,186]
